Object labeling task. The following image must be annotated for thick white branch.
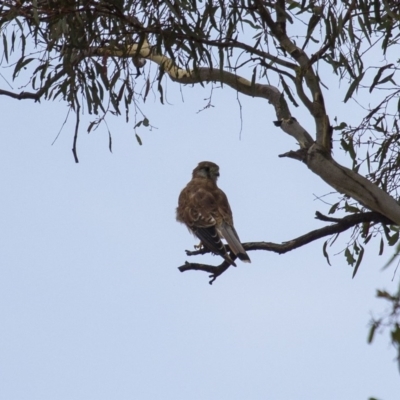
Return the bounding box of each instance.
[86,42,315,147]
[307,145,400,225]
[87,43,400,225]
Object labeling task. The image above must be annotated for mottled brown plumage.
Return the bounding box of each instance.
[176,161,251,266]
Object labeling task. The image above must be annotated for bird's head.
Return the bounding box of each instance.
[192,161,220,182]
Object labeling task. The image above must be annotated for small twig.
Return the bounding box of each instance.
[52,107,71,145]
[178,260,232,285]
[315,210,392,225]
[278,148,308,162]
[72,103,80,163]
[0,69,66,101]
[236,90,243,139]
[315,211,343,223]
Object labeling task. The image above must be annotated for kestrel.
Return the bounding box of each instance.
[176,161,251,266]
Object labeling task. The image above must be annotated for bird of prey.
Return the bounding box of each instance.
[176,161,251,266]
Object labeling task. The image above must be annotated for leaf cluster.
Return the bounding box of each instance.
[369,284,400,371]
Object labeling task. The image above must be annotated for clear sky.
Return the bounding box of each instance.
[0,59,399,400]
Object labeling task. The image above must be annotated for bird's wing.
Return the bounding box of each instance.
[177,183,218,228]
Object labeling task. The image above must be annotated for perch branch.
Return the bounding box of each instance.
[178,211,393,282]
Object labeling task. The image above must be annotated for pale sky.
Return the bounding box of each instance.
[0,56,399,400]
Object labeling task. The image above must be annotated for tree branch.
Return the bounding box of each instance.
[178,211,393,283]
[85,41,400,225]
[279,148,308,162]
[84,43,315,149]
[309,0,357,65]
[254,0,331,151]
[275,0,287,33]
[113,12,299,71]
[178,260,232,285]
[72,102,80,163]
[306,144,400,225]
[0,68,71,102]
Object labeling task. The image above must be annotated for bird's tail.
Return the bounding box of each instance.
[218,223,251,263]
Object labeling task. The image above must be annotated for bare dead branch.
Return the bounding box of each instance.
[178,259,232,285]
[178,210,393,282]
[278,148,308,162]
